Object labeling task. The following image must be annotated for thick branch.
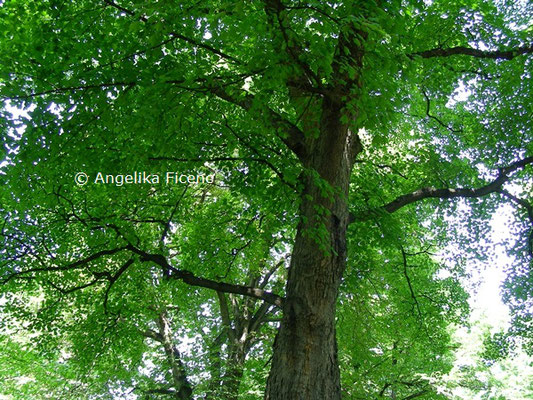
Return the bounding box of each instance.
[383,156,533,214]
[207,85,308,160]
[4,243,284,307]
[142,328,163,343]
[127,246,284,307]
[412,43,533,60]
[217,291,236,342]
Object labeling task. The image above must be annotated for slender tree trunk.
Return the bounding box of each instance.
[156,311,193,400]
[221,349,246,400]
[208,286,272,400]
[265,98,361,400]
[204,333,224,400]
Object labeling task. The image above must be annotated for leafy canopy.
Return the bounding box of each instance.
[0,0,532,399]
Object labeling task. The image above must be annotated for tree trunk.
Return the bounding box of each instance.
[265,98,361,400]
[208,287,271,400]
[156,311,193,400]
[221,349,246,400]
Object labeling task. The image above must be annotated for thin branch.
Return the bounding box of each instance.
[102,0,137,17]
[7,52,306,163]
[401,247,423,320]
[103,0,242,64]
[161,186,188,245]
[4,229,283,309]
[46,277,101,295]
[499,189,533,257]
[150,156,264,163]
[249,302,273,334]
[4,82,135,101]
[103,258,135,313]
[285,5,340,24]
[262,0,320,86]
[2,246,129,284]
[155,310,193,399]
[220,115,298,190]
[402,390,429,400]
[499,189,533,223]
[84,35,180,73]
[422,88,462,133]
[353,160,408,180]
[145,388,178,395]
[259,259,285,289]
[379,382,391,397]
[401,247,431,341]
[170,32,243,65]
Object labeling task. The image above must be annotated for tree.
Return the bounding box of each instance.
[0,1,532,399]
[442,312,533,400]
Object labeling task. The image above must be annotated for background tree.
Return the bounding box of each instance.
[1,1,532,399]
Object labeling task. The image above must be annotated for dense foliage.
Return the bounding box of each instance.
[0,0,531,399]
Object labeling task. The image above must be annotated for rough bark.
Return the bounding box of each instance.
[265,97,362,400]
